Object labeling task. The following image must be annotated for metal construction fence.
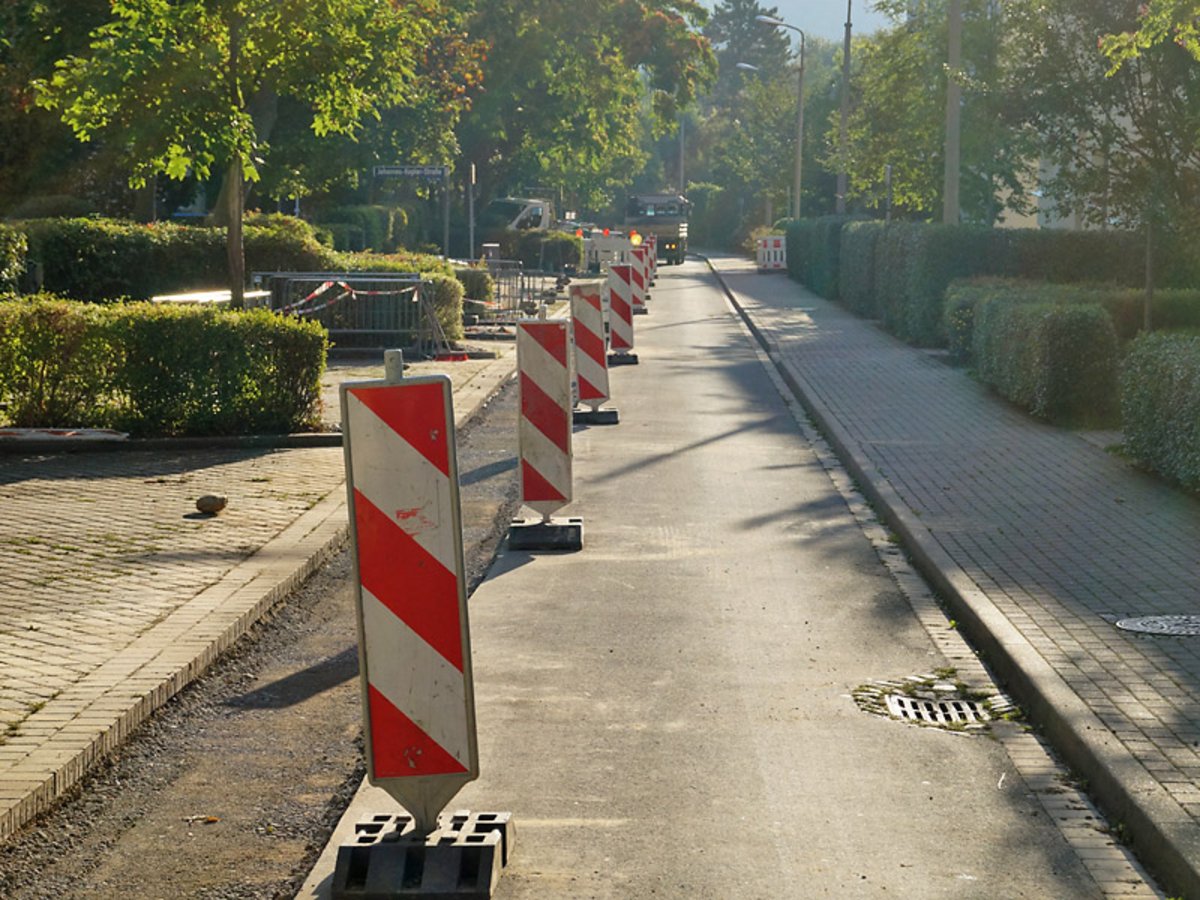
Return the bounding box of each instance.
[482,260,566,322]
[253,272,441,351]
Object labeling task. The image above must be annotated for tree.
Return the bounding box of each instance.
[457,0,715,213]
[842,0,1029,223]
[0,0,113,214]
[703,0,793,109]
[1101,0,1200,66]
[1005,0,1200,233]
[37,0,450,305]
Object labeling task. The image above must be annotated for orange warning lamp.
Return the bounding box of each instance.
[575,228,584,237]
[629,230,643,246]
[602,227,610,237]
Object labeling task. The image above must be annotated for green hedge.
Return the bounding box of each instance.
[945,278,1200,364]
[834,222,1200,347]
[454,267,494,302]
[17,216,335,300]
[784,216,852,300]
[1121,332,1200,490]
[317,205,405,252]
[0,296,117,427]
[839,221,885,317]
[0,297,326,435]
[423,274,464,343]
[974,299,1119,427]
[0,225,26,292]
[498,230,583,272]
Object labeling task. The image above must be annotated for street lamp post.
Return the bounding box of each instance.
[837,1,852,215]
[756,15,805,220]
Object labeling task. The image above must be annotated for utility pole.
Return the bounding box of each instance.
[836,0,852,215]
[942,0,962,224]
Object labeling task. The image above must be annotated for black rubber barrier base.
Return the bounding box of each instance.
[331,810,514,899]
[573,408,620,426]
[633,307,649,315]
[508,517,584,552]
[607,352,639,366]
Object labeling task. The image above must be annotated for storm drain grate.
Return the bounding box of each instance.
[885,694,991,725]
[1115,615,1200,636]
[852,672,1012,733]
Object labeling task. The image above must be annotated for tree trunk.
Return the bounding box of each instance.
[1144,218,1154,333]
[132,179,157,223]
[227,159,245,309]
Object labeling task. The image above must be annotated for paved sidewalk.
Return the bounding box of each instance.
[0,346,516,844]
[708,253,1200,898]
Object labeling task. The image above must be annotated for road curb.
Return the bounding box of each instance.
[705,256,1200,899]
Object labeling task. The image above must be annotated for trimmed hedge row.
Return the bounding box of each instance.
[0,225,25,292]
[784,217,849,301]
[316,205,407,252]
[4,217,494,317]
[791,220,1200,347]
[973,298,1119,427]
[0,296,326,435]
[17,216,334,300]
[1121,332,1200,490]
[945,279,1200,364]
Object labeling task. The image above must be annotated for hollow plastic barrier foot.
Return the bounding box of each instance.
[508,516,584,552]
[331,810,514,900]
[573,407,620,425]
[607,352,639,366]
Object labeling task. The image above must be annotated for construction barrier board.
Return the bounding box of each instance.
[570,280,613,415]
[516,320,574,520]
[606,264,636,360]
[340,374,479,833]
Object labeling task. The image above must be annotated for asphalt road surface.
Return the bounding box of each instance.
[305,260,1150,898]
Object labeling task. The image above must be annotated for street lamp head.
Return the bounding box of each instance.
[735,62,760,72]
[755,14,785,27]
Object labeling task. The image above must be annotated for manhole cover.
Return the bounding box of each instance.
[1115,615,1200,636]
[885,694,991,725]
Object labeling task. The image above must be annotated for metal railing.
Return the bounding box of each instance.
[255,272,435,350]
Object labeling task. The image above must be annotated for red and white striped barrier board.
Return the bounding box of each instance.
[607,264,636,360]
[517,320,574,520]
[756,235,787,271]
[340,373,478,832]
[630,246,648,314]
[570,281,613,416]
[645,235,658,284]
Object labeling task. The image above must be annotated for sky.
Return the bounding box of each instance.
[726,1,892,43]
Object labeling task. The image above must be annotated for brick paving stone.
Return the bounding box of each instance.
[711,254,1200,893]
[0,349,515,843]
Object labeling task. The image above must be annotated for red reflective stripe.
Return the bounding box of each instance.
[348,382,449,477]
[578,374,604,402]
[521,459,567,502]
[520,372,569,453]
[585,292,602,312]
[368,685,469,777]
[575,321,605,364]
[523,321,568,367]
[354,489,463,671]
[611,264,631,285]
[610,289,632,323]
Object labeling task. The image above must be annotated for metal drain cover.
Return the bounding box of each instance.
[885,694,991,725]
[1116,615,1200,636]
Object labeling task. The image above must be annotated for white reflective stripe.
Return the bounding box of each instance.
[345,391,457,575]
[519,329,573,407]
[520,417,572,499]
[362,586,471,767]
